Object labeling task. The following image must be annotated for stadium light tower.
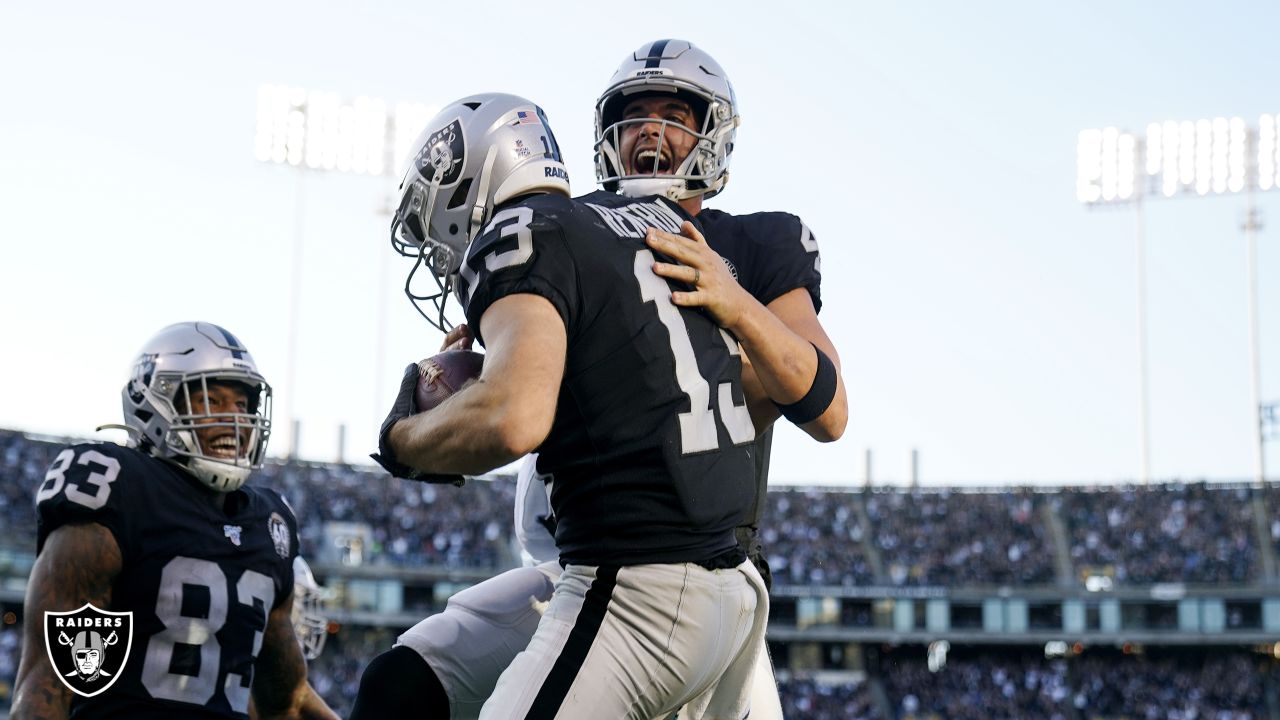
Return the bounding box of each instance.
[1078,113,1279,486]
[254,84,436,458]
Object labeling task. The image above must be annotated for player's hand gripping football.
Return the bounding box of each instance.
[371,363,459,484]
[645,222,752,332]
[370,326,478,485]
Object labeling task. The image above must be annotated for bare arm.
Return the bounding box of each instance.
[250,595,338,720]
[646,223,848,442]
[11,523,121,720]
[389,293,567,475]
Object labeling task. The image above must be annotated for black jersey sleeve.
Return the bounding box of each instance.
[457,199,581,345]
[739,212,823,313]
[34,443,136,561]
[259,488,300,608]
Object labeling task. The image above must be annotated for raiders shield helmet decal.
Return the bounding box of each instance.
[417,119,465,186]
[44,603,133,698]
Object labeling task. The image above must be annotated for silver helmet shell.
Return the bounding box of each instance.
[595,39,739,201]
[291,556,330,660]
[391,92,570,331]
[121,322,272,493]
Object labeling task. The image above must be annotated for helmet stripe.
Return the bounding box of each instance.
[213,325,246,359]
[644,39,671,68]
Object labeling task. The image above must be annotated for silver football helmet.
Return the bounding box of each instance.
[121,322,272,492]
[291,556,330,660]
[391,92,570,332]
[595,39,739,201]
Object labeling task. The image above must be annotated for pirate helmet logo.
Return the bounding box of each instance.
[44,603,133,697]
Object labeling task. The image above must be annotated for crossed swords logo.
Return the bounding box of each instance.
[44,604,133,698]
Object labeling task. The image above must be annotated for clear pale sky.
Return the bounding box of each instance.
[2,1,1276,486]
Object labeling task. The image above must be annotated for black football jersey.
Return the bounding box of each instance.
[458,190,758,566]
[35,442,298,720]
[696,207,823,535]
[696,207,822,314]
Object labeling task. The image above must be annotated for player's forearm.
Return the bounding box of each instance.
[12,525,121,720]
[297,685,340,720]
[390,379,536,474]
[253,685,337,720]
[727,294,847,442]
[10,671,73,720]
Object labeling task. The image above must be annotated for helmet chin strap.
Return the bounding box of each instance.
[468,145,500,240]
[619,177,687,200]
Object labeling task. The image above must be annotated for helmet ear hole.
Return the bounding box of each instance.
[447,179,473,209]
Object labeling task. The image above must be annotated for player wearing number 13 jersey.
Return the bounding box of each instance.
[12,322,337,720]
[462,189,761,566]
[370,93,768,719]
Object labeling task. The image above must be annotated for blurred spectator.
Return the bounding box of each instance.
[880,649,1074,720]
[866,488,1057,587]
[1072,650,1267,719]
[0,429,1268,585]
[777,675,880,719]
[763,488,876,587]
[1061,483,1259,585]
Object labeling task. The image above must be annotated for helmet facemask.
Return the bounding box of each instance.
[166,375,272,491]
[389,95,570,333]
[594,40,739,201]
[393,169,464,333]
[596,97,729,201]
[121,322,272,493]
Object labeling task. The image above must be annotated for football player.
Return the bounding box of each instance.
[11,322,338,720]
[354,41,845,720]
[368,92,769,720]
[597,38,846,718]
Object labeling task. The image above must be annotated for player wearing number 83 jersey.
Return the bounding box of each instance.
[13,322,337,720]
[34,443,298,719]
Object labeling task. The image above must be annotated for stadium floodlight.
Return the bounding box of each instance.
[255,83,437,179]
[1078,112,1277,487]
[255,84,438,458]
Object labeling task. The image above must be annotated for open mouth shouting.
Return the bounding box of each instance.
[632,146,673,175]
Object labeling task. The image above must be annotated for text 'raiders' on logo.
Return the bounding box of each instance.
[44,603,134,698]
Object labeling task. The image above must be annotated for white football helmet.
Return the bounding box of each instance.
[595,39,739,201]
[121,322,271,492]
[391,92,570,332]
[291,556,330,660]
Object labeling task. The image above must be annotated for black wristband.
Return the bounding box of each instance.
[775,342,837,425]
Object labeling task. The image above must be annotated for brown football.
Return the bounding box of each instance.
[415,350,485,412]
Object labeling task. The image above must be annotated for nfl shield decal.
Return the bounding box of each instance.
[44,603,133,698]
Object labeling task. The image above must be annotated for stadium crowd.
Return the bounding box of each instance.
[1059,483,1260,584]
[3,429,1279,717]
[865,488,1057,587]
[878,648,1269,720]
[5,430,1273,588]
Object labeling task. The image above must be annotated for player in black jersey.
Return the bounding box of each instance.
[353,42,847,720]
[369,93,769,719]
[594,39,848,719]
[12,322,337,720]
